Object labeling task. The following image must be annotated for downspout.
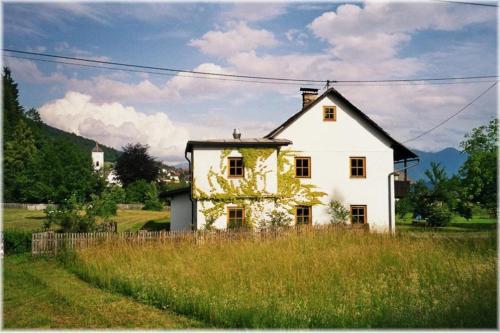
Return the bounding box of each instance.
[388,158,420,233]
[185,151,194,230]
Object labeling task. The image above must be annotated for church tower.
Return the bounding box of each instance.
[92,142,104,171]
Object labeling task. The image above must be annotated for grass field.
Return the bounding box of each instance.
[2,208,170,232]
[396,213,497,235]
[64,229,497,328]
[3,255,203,328]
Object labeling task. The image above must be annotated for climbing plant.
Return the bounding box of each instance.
[193,148,326,229]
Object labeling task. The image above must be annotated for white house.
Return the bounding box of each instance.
[167,88,417,233]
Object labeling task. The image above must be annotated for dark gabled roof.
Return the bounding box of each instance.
[92,142,103,153]
[264,87,417,161]
[185,138,292,153]
[161,186,190,198]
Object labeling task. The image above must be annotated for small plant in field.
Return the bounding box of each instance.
[427,201,453,226]
[261,209,293,230]
[327,199,350,225]
[44,194,96,232]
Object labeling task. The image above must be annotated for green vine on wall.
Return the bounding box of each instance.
[193,148,326,229]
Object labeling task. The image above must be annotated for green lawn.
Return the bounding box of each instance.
[396,213,496,235]
[2,208,170,232]
[3,255,203,329]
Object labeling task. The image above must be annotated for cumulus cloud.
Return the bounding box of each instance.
[189,21,278,57]
[38,92,189,162]
[309,2,494,63]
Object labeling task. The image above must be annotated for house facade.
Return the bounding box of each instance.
[168,88,417,233]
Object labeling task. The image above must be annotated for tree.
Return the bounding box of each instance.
[3,67,24,140]
[459,119,497,216]
[114,143,160,187]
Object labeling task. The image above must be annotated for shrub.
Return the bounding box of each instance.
[44,195,96,232]
[125,180,151,203]
[91,186,124,218]
[261,209,293,230]
[143,184,163,211]
[427,201,453,227]
[3,230,32,255]
[327,200,350,225]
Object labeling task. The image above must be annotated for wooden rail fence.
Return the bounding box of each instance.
[32,225,367,256]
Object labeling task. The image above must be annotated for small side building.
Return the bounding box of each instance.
[164,187,192,231]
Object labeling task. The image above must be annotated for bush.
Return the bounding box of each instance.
[427,201,453,227]
[91,186,125,218]
[125,180,151,203]
[44,195,96,232]
[327,200,350,225]
[261,210,293,230]
[3,230,32,255]
[142,184,163,211]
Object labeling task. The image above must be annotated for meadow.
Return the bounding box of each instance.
[2,208,170,232]
[65,228,497,328]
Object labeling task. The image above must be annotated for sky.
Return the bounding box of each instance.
[3,1,498,163]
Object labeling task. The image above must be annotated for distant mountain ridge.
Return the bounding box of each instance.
[407,147,467,181]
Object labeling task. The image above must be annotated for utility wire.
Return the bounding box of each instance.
[6,54,497,87]
[403,81,498,143]
[3,48,499,84]
[4,55,324,87]
[434,0,498,7]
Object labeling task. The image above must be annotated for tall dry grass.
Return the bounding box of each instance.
[64,229,497,328]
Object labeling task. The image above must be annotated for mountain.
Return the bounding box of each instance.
[39,122,121,162]
[407,147,468,181]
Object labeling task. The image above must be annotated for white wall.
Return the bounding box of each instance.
[92,151,104,171]
[170,193,193,231]
[275,95,395,232]
[192,147,278,195]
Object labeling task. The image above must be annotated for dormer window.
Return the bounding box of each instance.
[228,157,244,178]
[323,106,336,121]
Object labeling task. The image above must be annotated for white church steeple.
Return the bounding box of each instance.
[91,142,104,171]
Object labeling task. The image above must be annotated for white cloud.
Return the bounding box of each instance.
[189,22,278,57]
[309,2,494,63]
[221,3,287,22]
[38,92,189,162]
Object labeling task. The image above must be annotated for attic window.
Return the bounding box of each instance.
[350,157,366,178]
[295,157,311,178]
[228,157,244,178]
[296,205,312,225]
[350,205,367,224]
[228,207,245,228]
[323,106,336,121]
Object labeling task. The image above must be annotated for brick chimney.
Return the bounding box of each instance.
[300,88,319,108]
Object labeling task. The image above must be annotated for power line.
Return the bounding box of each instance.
[6,54,497,88]
[403,80,498,143]
[3,49,325,83]
[4,55,324,87]
[3,48,499,84]
[434,0,498,7]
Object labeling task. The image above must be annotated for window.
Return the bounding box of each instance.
[295,157,311,178]
[350,205,367,224]
[296,206,312,225]
[323,106,336,121]
[350,157,366,178]
[95,161,99,167]
[227,207,245,228]
[228,157,244,178]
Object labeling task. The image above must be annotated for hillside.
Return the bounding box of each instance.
[39,122,121,162]
[407,147,467,180]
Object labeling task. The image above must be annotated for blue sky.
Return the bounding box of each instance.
[3,1,497,163]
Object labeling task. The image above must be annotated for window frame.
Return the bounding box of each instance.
[227,206,245,228]
[295,157,311,178]
[323,105,337,122]
[349,156,366,178]
[350,205,367,225]
[227,157,244,178]
[295,205,312,225]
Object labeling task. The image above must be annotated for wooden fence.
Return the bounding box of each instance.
[31,225,366,256]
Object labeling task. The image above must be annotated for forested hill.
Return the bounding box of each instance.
[40,123,121,162]
[407,147,467,181]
